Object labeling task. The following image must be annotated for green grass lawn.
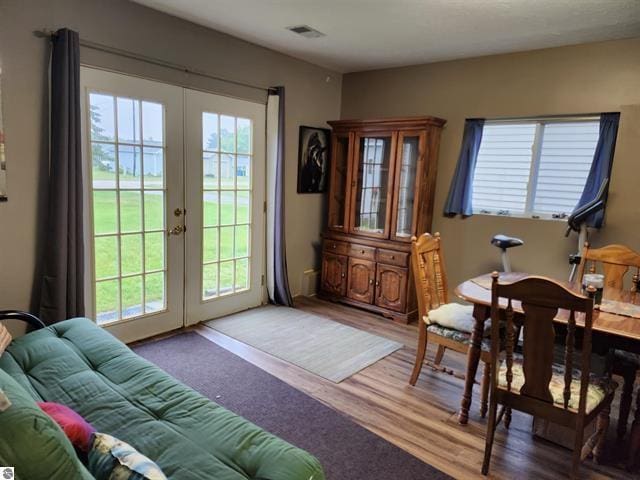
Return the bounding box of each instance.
[93,189,249,320]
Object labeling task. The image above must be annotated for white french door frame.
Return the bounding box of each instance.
[81,67,267,341]
[80,67,185,343]
[184,89,267,326]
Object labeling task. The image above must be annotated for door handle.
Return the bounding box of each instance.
[168,225,185,236]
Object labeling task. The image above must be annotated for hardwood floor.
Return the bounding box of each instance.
[194,297,638,480]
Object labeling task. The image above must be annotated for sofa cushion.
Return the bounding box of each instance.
[89,432,166,480]
[0,369,94,480]
[0,318,324,480]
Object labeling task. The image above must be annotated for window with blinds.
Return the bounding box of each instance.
[471,118,599,219]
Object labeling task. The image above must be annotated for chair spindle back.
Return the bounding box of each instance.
[411,233,448,318]
[577,243,640,292]
[490,273,595,414]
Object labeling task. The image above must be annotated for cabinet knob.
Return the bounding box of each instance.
[341,273,345,278]
[390,255,395,260]
[360,250,365,254]
[376,281,380,287]
[369,278,374,285]
[332,243,337,249]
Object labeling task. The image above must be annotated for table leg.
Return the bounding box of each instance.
[458,304,489,425]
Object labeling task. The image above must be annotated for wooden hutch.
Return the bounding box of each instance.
[319,116,446,323]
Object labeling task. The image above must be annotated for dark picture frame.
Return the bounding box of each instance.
[297,126,331,194]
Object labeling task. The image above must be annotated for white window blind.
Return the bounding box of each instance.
[471,118,600,219]
[533,122,600,215]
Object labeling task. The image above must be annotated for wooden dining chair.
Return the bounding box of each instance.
[409,232,493,418]
[482,273,617,479]
[577,243,640,443]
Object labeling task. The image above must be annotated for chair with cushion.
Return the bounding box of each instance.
[409,232,494,418]
[482,273,617,479]
[576,243,640,442]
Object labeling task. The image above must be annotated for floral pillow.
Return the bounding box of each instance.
[0,323,11,356]
[88,432,167,480]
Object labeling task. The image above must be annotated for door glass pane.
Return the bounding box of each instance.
[354,136,392,234]
[89,92,167,324]
[396,135,419,238]
[118,145,142,189]
[328,136,349,230]
[121,275,143,319]
[121,234,143,275]
[201,112,253,300]
[92,143,116,189]
[145,272,165,314]
[143,147,164,188]
[93,191,118,234]
[94,236,118,280]
[117,97,141,144]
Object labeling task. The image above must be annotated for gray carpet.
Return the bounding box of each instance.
[133,332,451,480]
[205,305,403,383]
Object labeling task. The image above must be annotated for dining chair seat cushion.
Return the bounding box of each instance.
[426,324,492,352]
[424,303,490,335]
[498,356,617,413]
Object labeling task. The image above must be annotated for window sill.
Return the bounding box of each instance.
[471,211,568,222]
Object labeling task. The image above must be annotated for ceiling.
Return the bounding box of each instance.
[132,0,640,73]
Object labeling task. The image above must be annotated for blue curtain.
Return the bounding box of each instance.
[443,119,485,217]
[39,28,85,324]
[573,112,620,228]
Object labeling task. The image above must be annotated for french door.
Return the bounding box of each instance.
[81,68,265,342]
[184,90,265,326]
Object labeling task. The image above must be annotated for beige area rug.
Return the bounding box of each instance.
[205,305,403,383]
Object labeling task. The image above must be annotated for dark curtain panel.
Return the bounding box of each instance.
[39,28,84,324]
[270,87,293,306]
[443,119,485,217]
[573,112,620,228]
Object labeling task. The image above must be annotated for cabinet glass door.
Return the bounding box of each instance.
[328,134,351,231]
[351,133,395,237]
[393,132,423,240]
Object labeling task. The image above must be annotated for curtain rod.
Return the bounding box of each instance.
[34,29,273,94]
[469,113,616,123]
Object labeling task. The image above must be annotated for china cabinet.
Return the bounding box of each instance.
[320,116,446,323]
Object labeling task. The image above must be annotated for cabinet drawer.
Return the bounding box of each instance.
[376,249,409,267]
[349,243,376,260]
[323,239,349,256]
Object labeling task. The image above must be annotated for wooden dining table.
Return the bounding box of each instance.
[455,272,640,426]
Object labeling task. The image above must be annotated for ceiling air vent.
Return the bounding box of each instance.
[286,25,325,39]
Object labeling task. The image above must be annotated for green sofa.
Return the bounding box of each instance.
[0,315,325,480]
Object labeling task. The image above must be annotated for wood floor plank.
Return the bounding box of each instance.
[192,297,638,480]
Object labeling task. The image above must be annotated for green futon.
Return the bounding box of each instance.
[0,316,324,480]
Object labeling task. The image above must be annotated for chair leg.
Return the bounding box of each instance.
[571,423,585,480]
[480,362,490,418]
[617,366,637,440]
[409,320,428,386]
[504,407,512,429]
[481,397,499,475]
[434,345,446,365]
[593,400,612,464]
